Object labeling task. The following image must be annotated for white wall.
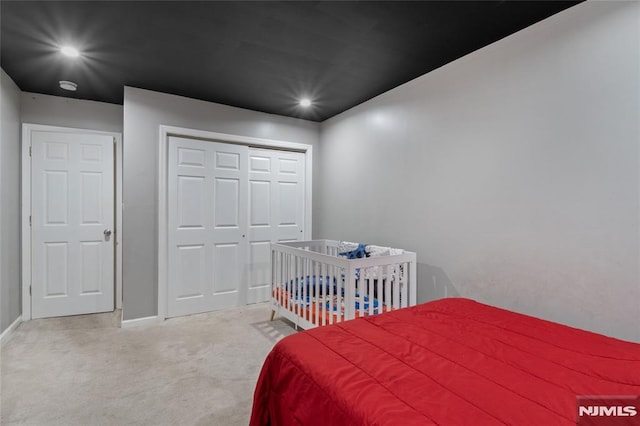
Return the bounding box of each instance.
[1,69,22,334]
[318,1,640,342]
[122,87,320,320]
[21,92,123,133]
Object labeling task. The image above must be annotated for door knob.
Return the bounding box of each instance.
[104,229,112,237]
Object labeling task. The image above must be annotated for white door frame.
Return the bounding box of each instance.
[158,125,313,321]
[21,123,123,321]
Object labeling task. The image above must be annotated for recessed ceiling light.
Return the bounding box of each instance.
[59,80,78,91]
[60,46,80,58]
[299,98,312,107]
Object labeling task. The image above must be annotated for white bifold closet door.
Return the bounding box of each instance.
[167,136,305,318]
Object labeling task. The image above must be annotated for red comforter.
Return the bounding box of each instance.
[250,298,640,425]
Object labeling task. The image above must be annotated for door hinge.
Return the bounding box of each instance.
[29,215,32,227]
[113,137,116,144]
[29,285,32,296]
[29,146,32,156]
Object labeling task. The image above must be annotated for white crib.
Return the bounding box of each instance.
[270,240,417,330]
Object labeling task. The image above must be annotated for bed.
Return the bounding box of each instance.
[270,240,418,330]
[250,298,640,425]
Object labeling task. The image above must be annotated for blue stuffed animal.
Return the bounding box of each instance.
[339,243,369,259]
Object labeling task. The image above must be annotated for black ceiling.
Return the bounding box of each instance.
[1,1,580,122]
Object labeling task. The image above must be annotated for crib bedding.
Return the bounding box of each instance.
[250,298,640,426]
[273,288,389,326]
[274,274,395,325]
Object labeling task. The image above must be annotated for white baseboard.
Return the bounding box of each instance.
[0,315,22,345]
[121,315,160,328]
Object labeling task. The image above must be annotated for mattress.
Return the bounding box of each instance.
[250,298,640,425]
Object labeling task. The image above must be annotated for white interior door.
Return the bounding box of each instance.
[247,149,305,303]
[168,137,248,318]
[31,130,114,319]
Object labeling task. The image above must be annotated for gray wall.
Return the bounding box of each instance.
[122,87,320,320]
[1,87,123,335]
[317,1,640,342]
[21,92,123,133]
[1,69,22,334]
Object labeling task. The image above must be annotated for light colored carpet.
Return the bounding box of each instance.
[1,303,296,426]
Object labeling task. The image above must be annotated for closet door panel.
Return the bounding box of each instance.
[168,137,247,317]
[248,149,305,303]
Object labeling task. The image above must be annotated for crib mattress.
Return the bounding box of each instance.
[250,298,640,426]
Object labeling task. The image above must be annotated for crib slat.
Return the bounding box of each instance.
[304,259,313,321]
[299,256,303,321]
[290,252,294,313]
[342,266,348,322]
[271,249,275,305]
[276,251,280,309]
[300,256,304,321]
[358,269,361,318]
[358,269,364,318]
[346,266,356,321]
[329,264,335,324]
[286,252,291,313]
[280,251,284,311]
[318,261,322,326]
[303,256,307,321]
[309,258,313,324]
[340,265,346,323]
[401,262,408,308]
[290,252,294,314]
[292,254,296,315]
[337,266,342,323]
[385,264,391,310]
[313,260,319,327]
[313,260,318,325]
[302,257,306,323]
[302,256,306,322]
[283,252,287,311]
[335,265,341,323]
[392,264,399,310]
[368,268,375,316]
[376,272,385,314]
[273,250,278,309]
[282,251,286,311]
[320,261,327,326]
[300,256,304,322]
[327,264,332,325]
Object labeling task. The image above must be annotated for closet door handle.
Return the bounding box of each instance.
[104,229,112,237]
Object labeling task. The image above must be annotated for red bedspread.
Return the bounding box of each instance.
[250,298,640,425]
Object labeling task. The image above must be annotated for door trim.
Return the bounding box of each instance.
[21,124,123,321]
[158,125,313,321]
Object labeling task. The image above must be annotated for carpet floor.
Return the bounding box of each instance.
[1,303,296,426]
